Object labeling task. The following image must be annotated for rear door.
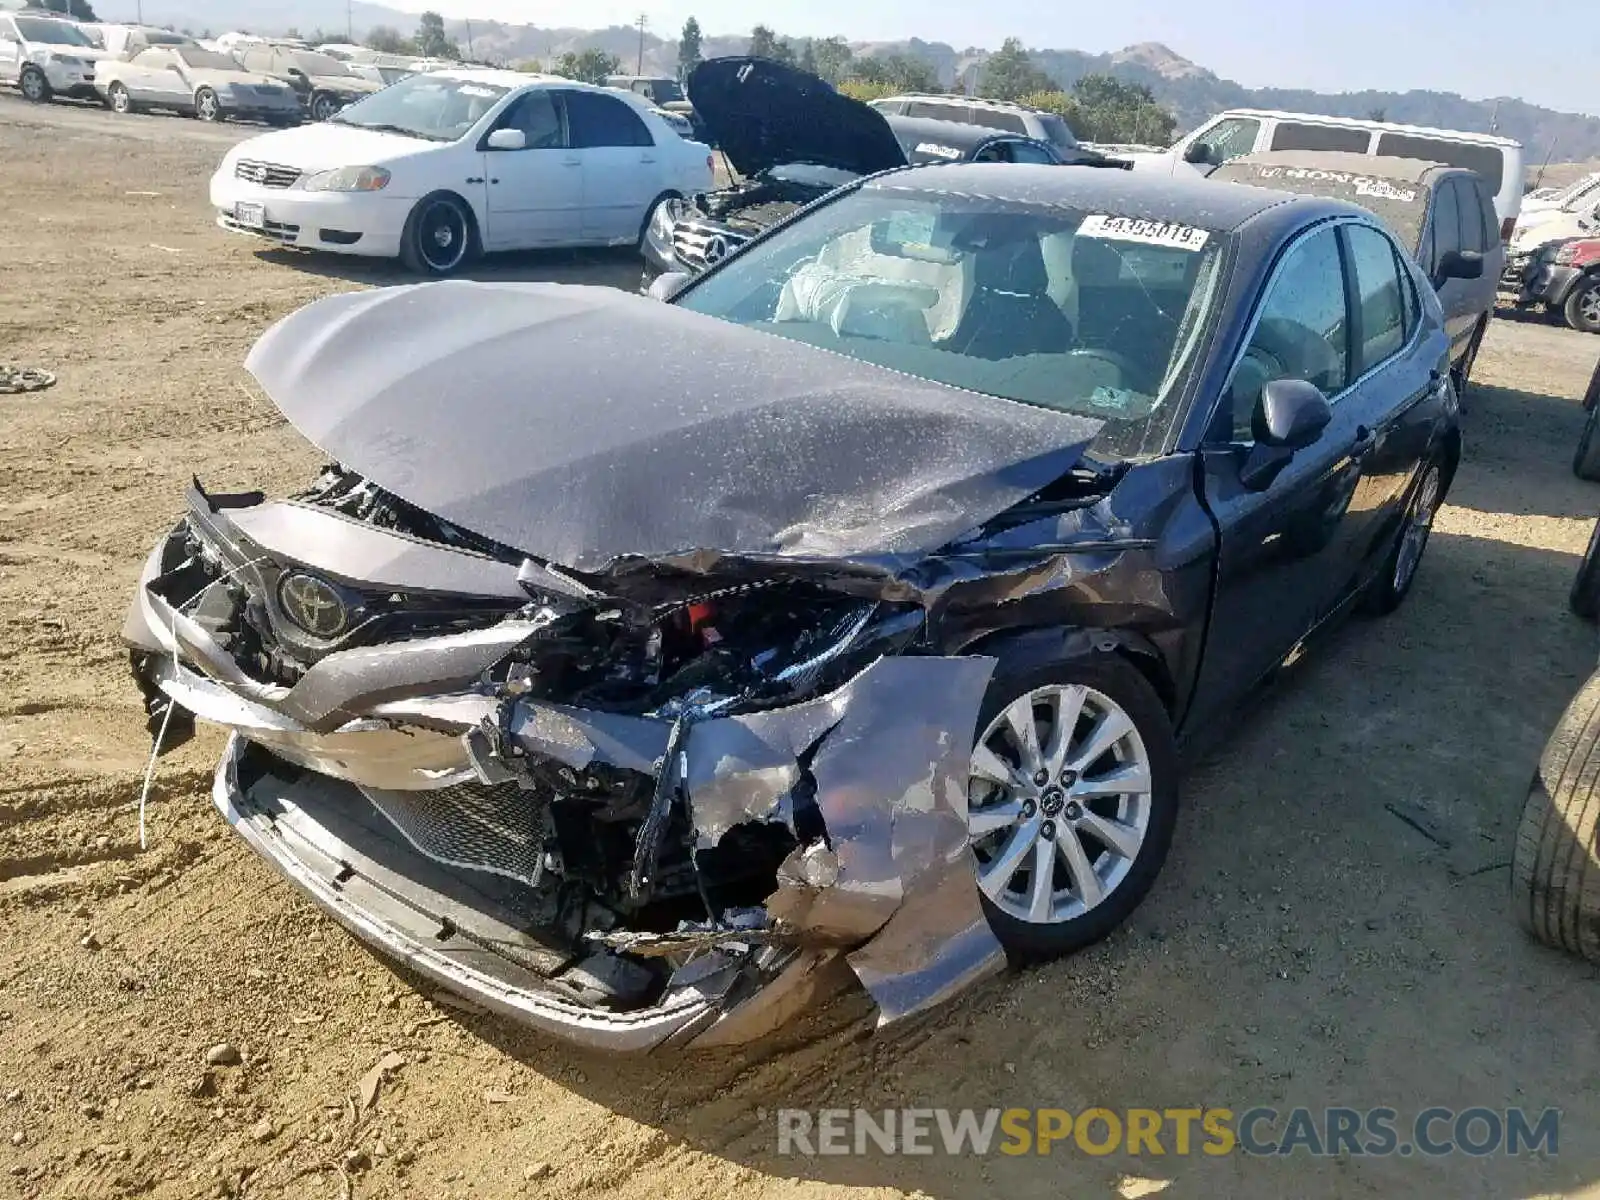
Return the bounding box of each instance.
[0,18,22,85]
[1191,223,1372,712]
[481,88,583,249]
[563,89,662,244]
[1421,178,1474,359]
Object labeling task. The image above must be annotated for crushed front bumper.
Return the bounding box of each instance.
[130,498,1008,1049]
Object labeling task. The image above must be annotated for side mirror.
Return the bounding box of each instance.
[1240,378,1332,491]
[1182,140,1212,165]
[486,128,527,151]
[1435,248,1484,283]
[647,270,691,301]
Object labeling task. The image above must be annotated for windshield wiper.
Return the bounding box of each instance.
[330,120,448,142]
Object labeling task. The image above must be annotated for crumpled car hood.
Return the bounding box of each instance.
[687,56,908,178]
[244,281,1101,574]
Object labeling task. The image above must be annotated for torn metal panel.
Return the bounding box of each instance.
[244,282,1101,573]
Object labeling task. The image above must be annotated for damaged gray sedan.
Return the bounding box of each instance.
[126,163,1460,1050]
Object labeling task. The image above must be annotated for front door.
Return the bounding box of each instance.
[1190,223,1372,715]
[481,88,583,249]
[1423,177,1477,360]
[561,89,662,244]
[0,20,22,85]
[1175,116,1263,177]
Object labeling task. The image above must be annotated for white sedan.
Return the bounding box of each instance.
[209,68,714,274]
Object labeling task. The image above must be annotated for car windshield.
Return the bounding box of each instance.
[1037,113,1079,151]
[15,17,94,45]
[674,186,1226,459]
[328,74,510,141]
[649,79,683,102]
[177,48,238,70]
[1213,162,1428,252]
[289,51,350,76]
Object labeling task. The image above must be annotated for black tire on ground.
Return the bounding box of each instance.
[1566,275,1600,335]
[1572,519,1600,621]
[1363,457,1445,615]
[19,66,50,103]
[1512,671,1600,962]
[1574,407,1600,481]
[309,91,338,122]
[106,82,134,114]
[1585,354,1600,413]
[194,86,222,122]
[398,192,478,277]
[970,654,1179,963]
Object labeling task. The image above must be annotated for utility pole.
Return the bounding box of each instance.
[1488,98,1501,135]
[464,17,474,61]
[345,0,352,43]
[635,13,646,74]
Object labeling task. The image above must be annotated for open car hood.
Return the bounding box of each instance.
[243,281,1100,575]
[687,56,908,179]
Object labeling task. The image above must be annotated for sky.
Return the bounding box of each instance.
[388,0,1599,115]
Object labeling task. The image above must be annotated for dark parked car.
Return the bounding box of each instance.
[1212,151,1502,395]
[889,114,1128,170]
[1504,235,1600,334]
[126,165,1460,1051]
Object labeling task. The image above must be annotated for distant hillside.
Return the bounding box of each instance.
[103,1,1600,161]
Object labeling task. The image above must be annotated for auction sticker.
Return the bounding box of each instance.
[1078,214,1210,250]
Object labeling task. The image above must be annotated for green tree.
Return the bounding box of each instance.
[1065,74,1176,145]
[811,35,852,84]
[797,39,817,75]
[366,25,417,54]
[748,25,779,58]
[37,0,97,18]
[979,37,1054,101]
[677,16,702,80]
[415,12,460,60]
[553,48,622,84]
[848,53,937,93]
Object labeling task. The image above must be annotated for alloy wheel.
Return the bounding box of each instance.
[20,69,45,102]
[109,84,130,114]
[196,88,219,121]
[968,683,1153,925]
[1394,465,1441,593]
[416,200,468,273]
[1581,287,1600,328]
[311,94,335,122]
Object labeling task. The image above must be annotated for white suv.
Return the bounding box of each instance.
[0,13,108,103]
[868,94,1080,157]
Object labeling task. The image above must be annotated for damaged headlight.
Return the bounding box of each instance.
[645,197,684,255]
[299,165,391,192]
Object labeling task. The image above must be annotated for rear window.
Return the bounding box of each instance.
[1269,122,1371,154]
[979,110,1029,134]
[1374,133,1504,195]
[907,101,962,121]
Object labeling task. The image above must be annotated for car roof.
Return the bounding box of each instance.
[1221,150,1469,185]
[1214,108,1522,149]
[428,66,571,88]
[884,114,1045,150]
[878,92,1047,115]
[867,161,1324,231]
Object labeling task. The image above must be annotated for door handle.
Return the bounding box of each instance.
[562,157,581,167]
[639,153,656,163]
[1348,425,1376,460]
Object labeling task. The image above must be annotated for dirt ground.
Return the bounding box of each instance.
[5,95,1600,1200]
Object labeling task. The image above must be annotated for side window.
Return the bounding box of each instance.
[1268,122,1370,153]
[972,141,1010,163]
[1430,180,1462,265]
[242,49,271,73]
[907,101,955,120]
[1453,180,1485,252]
[1475,184,1499,246]
[984,111,1028,134]
[1394,244,1421,341]
[496,89,566,149]
[564,90,653,147]
[1344,224,1406,375]
[1193,117,1261,166]
[1008,140,1058,165]
[1375,134,1504,196]
[1222,227,1348,440]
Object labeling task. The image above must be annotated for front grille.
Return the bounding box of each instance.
[360,779,551,887]
[671,219,751,271]
[235,159,302,189]
[219,213,299,243]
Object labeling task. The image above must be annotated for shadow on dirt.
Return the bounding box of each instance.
[1453,378,1598,521]
[343,520,1600,1197]
[250,244,646,290]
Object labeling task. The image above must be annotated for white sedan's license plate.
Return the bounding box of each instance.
[234,202,265,229]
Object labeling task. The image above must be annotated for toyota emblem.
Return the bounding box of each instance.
[277,571,349,639]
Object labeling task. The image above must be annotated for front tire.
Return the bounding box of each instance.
[194,86,222,122]
[106,82,133,114]
[1512,671,1600,962]
[399,193,478,277]
[1364,458,1444,614]
[309,91,338,122]
[19,66,50,104]
[966,655,1179,962]
[1571,519,1600,621]
[1566,276,1600,335]
[1574,407,1600,481]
